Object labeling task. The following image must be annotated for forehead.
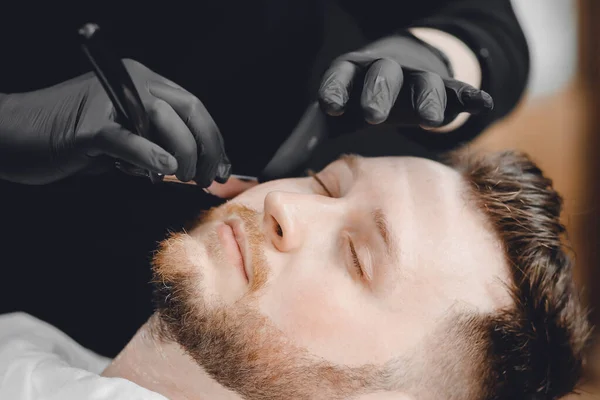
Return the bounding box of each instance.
[329,155,468,210]
[346,155,510,311]
[347,155,462,191]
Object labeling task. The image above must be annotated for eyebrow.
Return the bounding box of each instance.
[338,154,400,263]
[372,208,399,263]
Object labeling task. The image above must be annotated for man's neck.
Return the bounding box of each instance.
[101,316,242,400]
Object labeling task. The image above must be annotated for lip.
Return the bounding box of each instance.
[224,219,250,283]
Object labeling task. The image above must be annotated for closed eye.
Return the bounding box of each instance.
[348,239,364,278]
[309,172,365,278]
[308,170,333,197]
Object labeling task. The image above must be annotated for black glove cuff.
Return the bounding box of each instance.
[397,30,455,79]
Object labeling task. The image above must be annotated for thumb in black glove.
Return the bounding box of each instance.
[0,59,231,186]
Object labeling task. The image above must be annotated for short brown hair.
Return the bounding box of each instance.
[447,150,593,399]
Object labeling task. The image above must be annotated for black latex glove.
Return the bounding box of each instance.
[259,33,494,182]
[0,59,231,186]
[318,34,494,128]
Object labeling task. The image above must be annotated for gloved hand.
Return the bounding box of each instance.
[318,33,493,128]
[260,33,493,182]
[0,59,230,186]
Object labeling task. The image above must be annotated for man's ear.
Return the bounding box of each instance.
[354,392,415,400]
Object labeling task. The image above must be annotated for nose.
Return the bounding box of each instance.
[263,191,338,252]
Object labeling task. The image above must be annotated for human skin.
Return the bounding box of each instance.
[103,154,511,400]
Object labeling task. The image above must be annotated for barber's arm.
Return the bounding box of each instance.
[0,59,231,187]
[324,0,530,150]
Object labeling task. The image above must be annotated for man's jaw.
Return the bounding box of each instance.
[101,316,249,400]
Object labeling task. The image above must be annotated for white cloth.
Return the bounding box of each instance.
[0,312,167,400]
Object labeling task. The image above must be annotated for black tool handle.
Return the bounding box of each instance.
[259,101,330,182]
[78,23,162,183]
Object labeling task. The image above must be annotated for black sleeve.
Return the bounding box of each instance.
[340,0,531,151]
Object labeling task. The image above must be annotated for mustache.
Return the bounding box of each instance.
[193,203,257,226]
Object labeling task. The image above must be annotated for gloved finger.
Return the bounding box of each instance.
[407,71,447,128]
[152,79,229,165]
[443,78,494,115]
[124,58,188,93]
[147,98,198,182]
[318,60,358,116]
[154,75,186,91]
[148,81,228,187]
[360,58,403,125]
[90,123,178,175]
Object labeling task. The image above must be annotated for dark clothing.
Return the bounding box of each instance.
[1,0,528,172]
[0,0,529,357]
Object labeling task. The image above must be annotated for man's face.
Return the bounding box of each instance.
[152,155,511,399]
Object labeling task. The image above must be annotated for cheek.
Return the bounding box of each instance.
[258,260,360,348]
[254,257,390,366]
